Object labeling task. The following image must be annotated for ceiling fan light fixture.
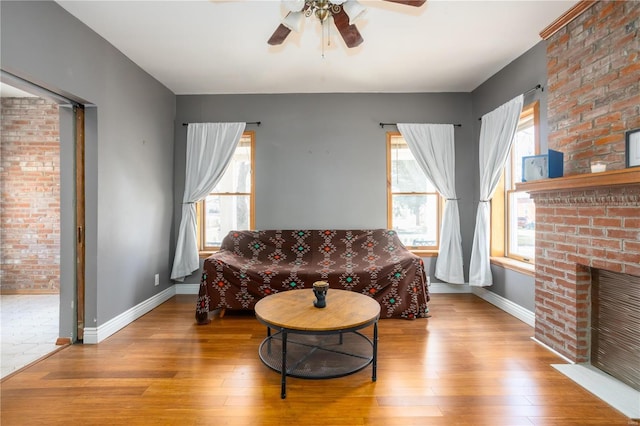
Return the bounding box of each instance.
[282,11,305,32]
[343,0,366,24]
[312,0,338,23]
[270,0,424,49]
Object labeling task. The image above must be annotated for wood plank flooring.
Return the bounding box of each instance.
[1,294,635,425]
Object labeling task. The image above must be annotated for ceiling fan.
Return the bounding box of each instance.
[268,0,426,49]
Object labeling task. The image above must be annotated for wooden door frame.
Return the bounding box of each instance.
[75,106,85,341]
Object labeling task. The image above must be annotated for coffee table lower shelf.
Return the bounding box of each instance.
[258,329,377,398]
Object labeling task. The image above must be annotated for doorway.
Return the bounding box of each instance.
[0,78,84,378]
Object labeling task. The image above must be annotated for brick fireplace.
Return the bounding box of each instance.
[522,172,640,362]
[516,0,640,366]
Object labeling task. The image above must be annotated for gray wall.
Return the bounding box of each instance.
[173,93,477,284]
[470,40,549,312]
[1,1,176,332]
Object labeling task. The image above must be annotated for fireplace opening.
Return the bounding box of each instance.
[590,269,640,391]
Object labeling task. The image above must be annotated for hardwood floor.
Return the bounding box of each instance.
[1,294,635,425]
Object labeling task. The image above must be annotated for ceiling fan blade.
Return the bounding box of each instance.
[268,24,292,46]
[333,9,363,48]
[383,0,427,6]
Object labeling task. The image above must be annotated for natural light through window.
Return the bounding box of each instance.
[199,132,254,251]
[387,133,440,251]
[506,104,538,262]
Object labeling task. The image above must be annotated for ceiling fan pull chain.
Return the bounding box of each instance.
[321,19,326,58]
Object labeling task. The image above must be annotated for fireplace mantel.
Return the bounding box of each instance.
[516,168,640,193]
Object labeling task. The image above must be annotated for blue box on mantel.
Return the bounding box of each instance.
[522,149,564,182]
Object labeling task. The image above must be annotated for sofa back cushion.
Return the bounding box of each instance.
[219,229,410,266]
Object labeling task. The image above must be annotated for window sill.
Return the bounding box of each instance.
[410,249,438,257]
[490,257,534,277]
[199,250,218,259]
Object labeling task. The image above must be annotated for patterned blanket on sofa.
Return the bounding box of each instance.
[195,229,430,323]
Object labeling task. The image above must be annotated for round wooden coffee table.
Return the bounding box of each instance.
[254,289,380,399]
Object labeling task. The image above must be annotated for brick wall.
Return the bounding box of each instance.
[547,0,640,175]
[1,98,60,293]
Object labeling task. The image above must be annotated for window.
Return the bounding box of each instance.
[387,132,440,252]
[491,102,539,264]
[198,131,254,251]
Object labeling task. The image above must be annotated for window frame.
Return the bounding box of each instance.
[490,101,539,270]
[197,130,255,254]
[386,131,441,255]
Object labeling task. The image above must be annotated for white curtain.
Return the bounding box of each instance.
[469,95,524,286]
[171,122,246,281]
[398,123,464,284]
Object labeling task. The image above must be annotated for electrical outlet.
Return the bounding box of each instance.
[154,273,160,286]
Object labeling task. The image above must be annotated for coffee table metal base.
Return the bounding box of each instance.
[258,326,378,398]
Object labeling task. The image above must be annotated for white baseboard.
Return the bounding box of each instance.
[82,283,532,344]
[471,286,535,327]
[83,286,176,344]
[175,283,199,294]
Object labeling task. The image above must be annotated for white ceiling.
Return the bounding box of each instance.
[54,0,577,95]
[0,82,38,98]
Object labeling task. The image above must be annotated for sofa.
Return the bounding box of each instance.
[195,229,430,324]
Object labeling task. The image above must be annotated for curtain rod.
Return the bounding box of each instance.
[524,84,543,96]
[478,84,543,121]
[379,122,462,128]
[182,121,261,127]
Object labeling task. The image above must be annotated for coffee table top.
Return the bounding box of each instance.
[254,289,380,332]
